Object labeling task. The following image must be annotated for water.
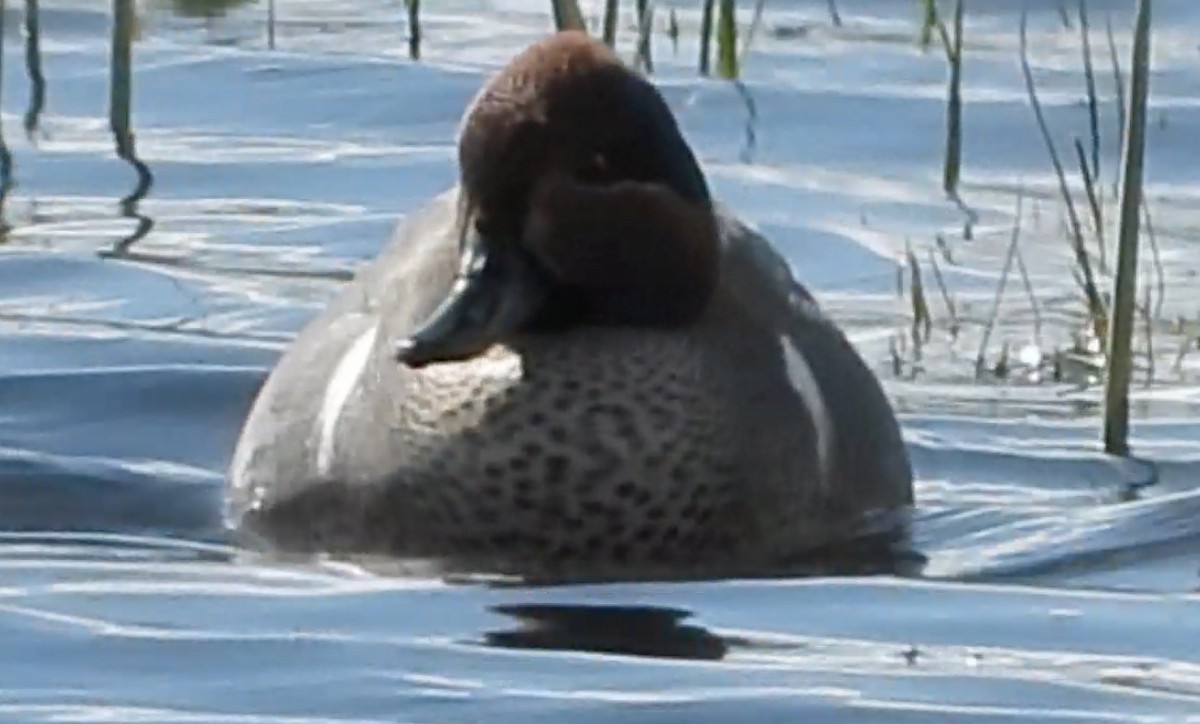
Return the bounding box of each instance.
[2,0,1199,720]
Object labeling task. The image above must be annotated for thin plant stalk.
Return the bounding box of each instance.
[635,0,653,72]
[919,0,937,49]
[1019,9,1106,340]
[942,0,964,196]
[827,0,842,27]
[1013,227,1043,348]
[550,0,587,32]
[0,0,12,236]
[739,0,768,60]
[1141,196,1165,320]
[699,0,715,75]
[1142,285,1154,387]
[1078,0,1100,181]
[906,245,933,351]
[667,9,679,54]
[927,249,960,339]
[1073,136,1106,272]
[976,186,1025,376]
[1105,14,1126,188]
[602,0,619,46]
[716,0,738,79]
[1103,0,1152,457]
[267,0,275,50]
[405,0,421,60]
[1057,1,1072,29]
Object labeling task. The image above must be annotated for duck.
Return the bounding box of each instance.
[226,30,914,583]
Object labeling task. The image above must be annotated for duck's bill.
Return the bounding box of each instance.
[395,229,547,368]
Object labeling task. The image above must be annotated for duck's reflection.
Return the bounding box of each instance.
[483,603,732,661]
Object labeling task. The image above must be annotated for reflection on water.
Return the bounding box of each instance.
[1,0,155,243]
[485,604,732,661]
[22,0,46,140]
[0,7,13,236]
[106,0,154,254]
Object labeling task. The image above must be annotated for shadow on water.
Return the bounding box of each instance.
[483,604,734,661]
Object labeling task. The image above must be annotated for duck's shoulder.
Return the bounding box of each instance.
[708,205,913,507]
[710,205,826,336]
[227,189,464,508]
[353,188,462,330]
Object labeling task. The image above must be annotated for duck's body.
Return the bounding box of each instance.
[227,32,913,581]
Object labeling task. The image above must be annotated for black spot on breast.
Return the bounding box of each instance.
[544,454,570,480]
[489,531,517,549]
[611,543,631,563]
[581,500,606,516]
[540,497,567,520]
[514,495,537,512]
[615,420,639,444]
[443,504,466,526]
[553,544,579,561]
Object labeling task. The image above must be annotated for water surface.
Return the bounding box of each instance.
[2,1,1199,721]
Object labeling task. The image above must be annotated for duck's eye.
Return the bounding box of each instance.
[578,153,611,183]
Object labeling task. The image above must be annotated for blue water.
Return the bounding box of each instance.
[3,1,1200,721]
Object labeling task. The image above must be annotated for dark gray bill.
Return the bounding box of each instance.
[395,227,547,368]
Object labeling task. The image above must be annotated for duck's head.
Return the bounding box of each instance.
[396,31,720,368]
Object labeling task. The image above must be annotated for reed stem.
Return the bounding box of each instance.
[1103,0,1153,456]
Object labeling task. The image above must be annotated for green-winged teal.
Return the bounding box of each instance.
[227,31,914,582]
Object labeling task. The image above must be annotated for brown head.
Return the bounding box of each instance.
[396,31,721,368]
